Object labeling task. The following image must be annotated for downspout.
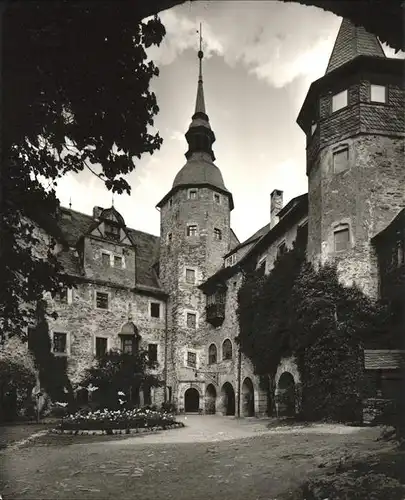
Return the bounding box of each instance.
[163,296,168,403]
[236,344,242,417]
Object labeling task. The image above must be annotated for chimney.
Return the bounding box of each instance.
[270,189,283,229]
[93,206,104,220]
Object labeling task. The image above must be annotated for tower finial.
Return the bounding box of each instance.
[112,193,114,207]
[194,22,206,115]
[69,197,72,209]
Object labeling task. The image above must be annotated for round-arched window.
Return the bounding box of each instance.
[222,339,232,360]
[208,344,217,365]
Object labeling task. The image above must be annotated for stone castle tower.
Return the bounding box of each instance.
[297,18,405,298]
[156,37,234,401]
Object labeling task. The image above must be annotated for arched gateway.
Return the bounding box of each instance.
[221,382,235,416]
[184,388,200,413]
[277,372,296,417]
[242,377,255,417]
[205,384,216,414]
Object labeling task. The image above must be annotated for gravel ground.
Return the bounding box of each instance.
[0,415,391,500]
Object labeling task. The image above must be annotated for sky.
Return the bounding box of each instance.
[55,0,404,243]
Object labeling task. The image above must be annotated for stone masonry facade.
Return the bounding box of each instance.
[11,18,405,418]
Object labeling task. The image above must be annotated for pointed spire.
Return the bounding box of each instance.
[69,197,72,209]
[194,23,206,116]
[326,18,386,74]
[184,22,216,162]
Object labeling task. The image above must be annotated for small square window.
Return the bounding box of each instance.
[225,254,236,267]
[114,255,123,268]
[333,148,349,174]
[332,90,348,112]
[102,252,110,267]
[95,337,107,357]
[334,228,350,252]
[187,351,197,368]
[105,223,120,241]
[96,292,109,310]
[53,332,67,354]
[214,228,222,241]
[148,343,158,363]
[187,312,197,329]
[187,225,198,237]
[214,193,221,204]
[167,232,172,244]
[370,84,386,103]
[188,189,198,200]
[150,302,160,318]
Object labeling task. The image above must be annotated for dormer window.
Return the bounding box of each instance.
[169,198,173,208]
[104,222,120,242]
[332,90,348,113]
[188,189,198,200]
[370,84,387,103]
[225,254,237,267]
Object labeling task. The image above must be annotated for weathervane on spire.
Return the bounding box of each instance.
[111,193,114,208]
[197,22,203,82]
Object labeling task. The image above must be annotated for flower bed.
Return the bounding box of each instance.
[53,408,183,435]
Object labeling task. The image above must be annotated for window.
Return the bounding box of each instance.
[114,255,123,268]
[188,189,198,200]
[167,232,172,244]
[185,268,196,284]
[187,312,197,329]
[148,343,158,363]
[214,228,222,241]
[222,339,232,360]
[96,291,109,310]
[59,288,68,302]
[121,336,136,354]
[397,243,404,267]
[225,254,237,267]
[208,344,217,365]
[213,193,221,204]
[187,351,197,368]
[169,198,173,208]
[277,241,287,258]
[104,222,120,241]
[53,332,67,354]
[311,122,317,135]
[95,337,107,357]
[332,90,348,112]
[187,225,198,237]
[333,147,349,174]
[150,302,160,318]
[370,84,386,103]
[334,227,350,252]
[102,252,110,267]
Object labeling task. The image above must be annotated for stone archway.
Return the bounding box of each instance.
[242,377,255,417]
[184,388,200,413]
[205,384,216,414]
[277,372,296,417]
[221,382,235,416]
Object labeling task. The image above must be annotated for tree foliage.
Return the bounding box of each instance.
[1,2,166,339]
[237,236,393,422]
[81,349,161,409]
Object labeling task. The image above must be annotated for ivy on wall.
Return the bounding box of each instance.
[237,235,394,422]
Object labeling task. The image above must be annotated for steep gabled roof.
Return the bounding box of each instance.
[326,18,385,74]
[57,206,161,290]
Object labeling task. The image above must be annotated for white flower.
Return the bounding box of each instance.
[117,391,125,396]
[55,402,68,408]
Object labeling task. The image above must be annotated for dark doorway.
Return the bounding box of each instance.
[242,377,255,417]
[277,372,296,417]
[221,382,235,416]
[184,388,200,412]
[205,384,217,414]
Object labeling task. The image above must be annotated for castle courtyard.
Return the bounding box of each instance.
[0,416,389,500]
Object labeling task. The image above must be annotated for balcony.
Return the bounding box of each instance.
[206,303,225,327]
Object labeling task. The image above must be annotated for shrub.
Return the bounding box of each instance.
[161,402,177,414]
